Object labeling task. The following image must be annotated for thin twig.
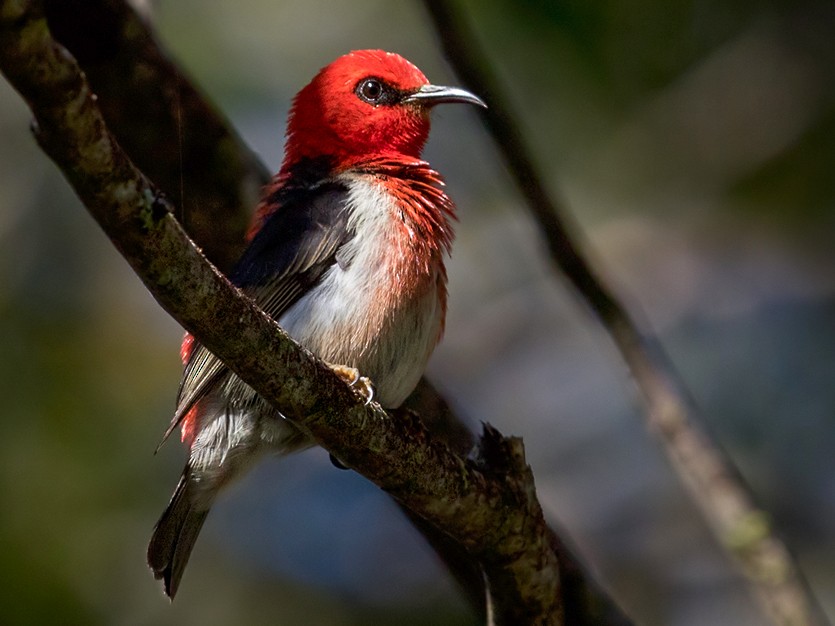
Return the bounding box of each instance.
[419,1,830,625]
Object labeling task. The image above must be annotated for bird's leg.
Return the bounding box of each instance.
[326,362,375,405]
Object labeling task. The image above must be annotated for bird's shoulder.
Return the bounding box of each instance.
[234,173,354,289]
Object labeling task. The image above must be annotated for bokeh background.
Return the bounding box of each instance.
[1,0,833,624]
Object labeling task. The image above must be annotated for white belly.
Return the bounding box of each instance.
[278,174,444,408]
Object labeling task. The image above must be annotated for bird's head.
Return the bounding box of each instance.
[282,49,485,171]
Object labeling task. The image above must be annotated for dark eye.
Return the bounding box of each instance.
[356,78,384,104]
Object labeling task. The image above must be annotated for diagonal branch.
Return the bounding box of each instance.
[40,0,265,272]
[0,1,635,623]
[420,1,829,625]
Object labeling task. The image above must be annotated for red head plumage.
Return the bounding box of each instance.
[280,49,484,172]
[282,50,431,169]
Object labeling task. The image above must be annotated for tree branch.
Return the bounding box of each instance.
[41,0,265,272]
[420,1,829,625]
[0,1,635,623]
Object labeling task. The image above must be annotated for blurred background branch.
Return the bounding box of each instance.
[420,1,828,625]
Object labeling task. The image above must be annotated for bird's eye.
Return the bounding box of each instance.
[356,78,385,104]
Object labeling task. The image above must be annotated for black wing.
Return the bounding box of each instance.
[162,182,354,441]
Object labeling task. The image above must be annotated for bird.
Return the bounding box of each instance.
[147,49,485,599]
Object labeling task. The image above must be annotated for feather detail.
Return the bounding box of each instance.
[351,156,454,331]
[248,156,335,240]
[180,405,199,444]
[180,332,196,365]
[357,156,455,255]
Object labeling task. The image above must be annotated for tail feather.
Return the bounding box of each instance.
[148,469,209,599]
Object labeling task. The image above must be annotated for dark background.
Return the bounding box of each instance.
[0,0,833,623]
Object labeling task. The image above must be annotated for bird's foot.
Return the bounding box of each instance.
[328,363,375,405]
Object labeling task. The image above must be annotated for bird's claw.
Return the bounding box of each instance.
[328,363,376,405]
[354,376,375,405]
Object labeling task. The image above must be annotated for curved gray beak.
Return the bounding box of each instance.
[403,84,487,108]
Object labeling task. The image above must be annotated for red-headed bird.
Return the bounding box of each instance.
[147,49,485,598]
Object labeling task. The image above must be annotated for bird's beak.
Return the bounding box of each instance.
[403,84,487,109]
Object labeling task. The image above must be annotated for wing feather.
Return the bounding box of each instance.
[159,181,353,444]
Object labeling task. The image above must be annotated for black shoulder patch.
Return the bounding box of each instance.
[233,181,351,288]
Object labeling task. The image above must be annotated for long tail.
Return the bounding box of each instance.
[147,468,210,599]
